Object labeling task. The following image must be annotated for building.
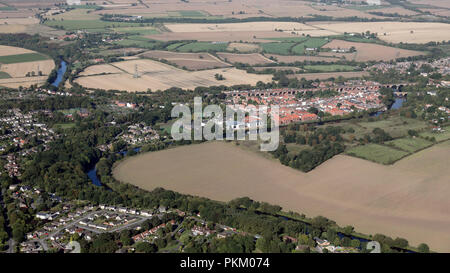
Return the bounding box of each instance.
[67,0,81,5]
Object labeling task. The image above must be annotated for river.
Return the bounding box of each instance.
[51,60,67,87]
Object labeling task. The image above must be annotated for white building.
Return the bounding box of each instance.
[67,0,81,5]
[366,0,381,5]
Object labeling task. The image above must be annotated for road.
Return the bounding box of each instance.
[30,210,154,251]
[1,188,15,253]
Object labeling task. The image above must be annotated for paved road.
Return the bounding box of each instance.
[30,210,154,251]
[1,189,15,253]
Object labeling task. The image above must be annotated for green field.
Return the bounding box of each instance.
[114,38,158,49]
[346,144,409,165]
[166,42,186,51]
[419,126,450,142]
[45,20,140,31]
[261,37,329,55]
[0,72,11,79]
[385,137,433,153]
[0,6,16,11]
[176,10,207,17]
[304,64,356,72]
[53,123,76,130]
[176,42,228,52]
[301,37,329,48]
[261,42,296,55]
[0,53,50,64]
[353,116,429,139]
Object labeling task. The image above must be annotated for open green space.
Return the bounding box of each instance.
[0,72,11,79]
[45,19,140,31]
[176,42,228,52]
[419,126,450,142]
[304,64,356,72]
[261,42,296,55]
[53,123,76,130]
[0,53,50,64]
[345,143,409,165]
[385,137,433,153]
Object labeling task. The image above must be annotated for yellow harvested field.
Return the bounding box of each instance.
[0,17,38,33]
[0,45,34,56]
[1,59,54,78]
[79,64,123,76]
[312,22,450,43]
[165,22,317,33]
[227,43,260,52]
[217,53,275,65]
[75,59,273,92]
[0,45,54,88]
[139,51,231,70]
[113,141,450,252]
[322,40,424,61]
[0,76,49,88]
[0,18,38,25]
[147,31,302,43]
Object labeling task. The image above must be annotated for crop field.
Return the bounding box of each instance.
[75,59,273,92]
[345,143,409,164]
[0,17,39,33]
[385,137,433,153]
[266,54,339,63]
[261,42,296,55]
[216,53,275,65]
[175,42,228,53]
[0,71,11,79]
[139,50,231,70]
[113,141,450,252]
[287,71,369,81]
[322,40,424,61]
[112,26,160,35]
[227,43,260,53]
[0,45,54,88]
[303,64,356,72]
[312,22,450,44]
[0,53,50,64]
[165,22,317,33]
[146,31,304,43]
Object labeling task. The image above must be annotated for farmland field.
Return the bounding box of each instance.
[216,53,274,65]
[0,53,50,64]
[345,143,409,164]
[139,50,231,70]
[261,42,296,55]
[113,141,450,252]
[175,42,228,53]
[0,45,54,88]
[165,22,316,33]
[227,43,260,53]
[312,22,450,44]
[322,40,424,61]
[266,54,340,63]
[288,71,369,81]
[385,137,433,153]
[303,64,356,72]
[75,59,273,91]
